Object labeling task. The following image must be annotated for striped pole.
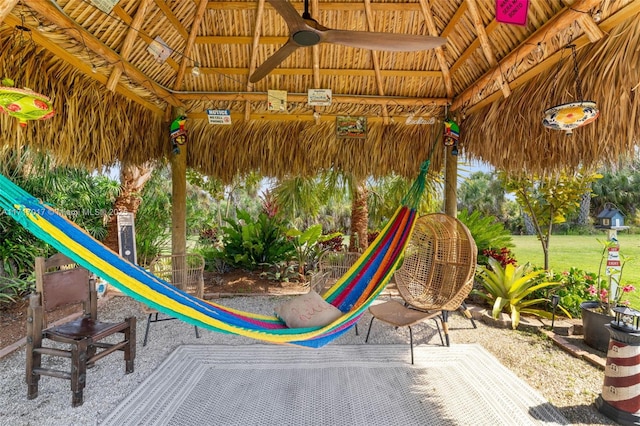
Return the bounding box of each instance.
[596,325,640,425]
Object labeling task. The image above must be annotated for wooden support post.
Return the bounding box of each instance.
[444,145,457,217]
[170,110,187,258]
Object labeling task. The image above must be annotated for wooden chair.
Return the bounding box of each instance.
[308,251,362,295]
[365,213,477,363]
[26,253,136,407]
[308,251,362,334]
[141,253,205,346]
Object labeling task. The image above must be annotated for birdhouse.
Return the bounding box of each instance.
[596,206,625,229]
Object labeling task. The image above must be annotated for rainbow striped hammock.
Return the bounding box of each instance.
[0,160,430,348]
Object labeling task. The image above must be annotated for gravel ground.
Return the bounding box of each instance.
[0,294,616,426]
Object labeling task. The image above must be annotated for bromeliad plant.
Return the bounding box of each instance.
[473,257,569,329]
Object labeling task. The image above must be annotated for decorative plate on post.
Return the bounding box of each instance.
[542,101,599,136]
[0,85,55,127]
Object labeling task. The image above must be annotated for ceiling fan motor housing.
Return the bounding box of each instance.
[292,30,321,46]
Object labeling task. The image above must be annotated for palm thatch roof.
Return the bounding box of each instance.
[1,0,639,182]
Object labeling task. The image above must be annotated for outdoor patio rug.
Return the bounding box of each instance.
[101,344,568,426]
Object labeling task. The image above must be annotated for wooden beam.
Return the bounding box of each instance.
[364,0,389,124]
[154,0,188,39]
[187,111,438,123]
[196,67,442,78]
[111,4,180,72]
[450,20,499,75]
[171,0,208,91]
[466,0,510,99]
[245,0,266,120]
[577,14,605,42]
[419,0,453,98]
[175,91,450,106]
[451,0,602,111]
[3,12,164,115]
[23,0,182,108]
[206,1,424,12]
[464,0,640,115]
[441,1,467,38]
[106,0,153,92]
[196,36,287,44]
[0,0,18,22]
[311,0,321,124]
[165,0,208,120]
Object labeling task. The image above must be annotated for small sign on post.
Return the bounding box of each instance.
[206,109,232,125]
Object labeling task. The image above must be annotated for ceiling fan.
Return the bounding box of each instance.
[249,0,447,83]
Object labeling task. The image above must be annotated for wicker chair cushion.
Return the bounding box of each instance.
[275,291,343,329]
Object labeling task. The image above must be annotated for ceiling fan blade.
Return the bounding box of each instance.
[267,0,307,33]
[250,39,300,83]
[323,30,446,52]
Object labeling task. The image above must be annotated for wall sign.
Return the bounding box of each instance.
[308,89,332,106]
[336,116,367,139]
[268,90,287,111]
[207,109,232,125]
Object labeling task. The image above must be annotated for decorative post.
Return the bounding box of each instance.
[443,118,459,217]
[170,111,187,257]
[596,307,640,424]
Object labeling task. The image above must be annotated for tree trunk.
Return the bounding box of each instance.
[577,190,591,225]
[348,180,369,253]
[103,163,153,253]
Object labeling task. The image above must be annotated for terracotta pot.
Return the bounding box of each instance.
[581,301,614,352]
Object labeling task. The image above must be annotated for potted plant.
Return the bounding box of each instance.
[580,239,635,352]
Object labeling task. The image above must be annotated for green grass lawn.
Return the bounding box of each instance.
[510,234,640,307]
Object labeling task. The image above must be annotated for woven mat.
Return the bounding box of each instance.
[102,344,568,426]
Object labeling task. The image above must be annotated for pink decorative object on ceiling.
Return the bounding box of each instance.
[496,0,529,26]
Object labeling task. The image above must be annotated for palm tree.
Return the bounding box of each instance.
[103,162,154,253]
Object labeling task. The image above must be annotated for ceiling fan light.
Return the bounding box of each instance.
[192,64,201,77]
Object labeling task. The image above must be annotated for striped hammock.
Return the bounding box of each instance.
[0,161,430,348]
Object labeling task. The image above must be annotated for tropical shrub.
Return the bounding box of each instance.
[134,169,172,266]
[0,275,34,306]
[318,232,345,252]
[287,225,341,279]
[472,257,567,329]
[457,209,513,265]
[219,209,295,270]
[545,268,597,318]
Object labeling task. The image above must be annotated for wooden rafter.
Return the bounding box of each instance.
[451,0,602,111]
[311,0,321,124]
[193,67,442,78]
[176,92,449,106]
[106,0,153,92]
[466,0,510,99]
[154,0,188,39]
[464,0,640,115]
[245,0,266,120]
[363,0,389,124]
[418,0,453,98]
[206,1,426,12]
[2,12,164,115]
[0,0,18,22]
[112,5,179,72]
[22,0,182,108]
[440,1,467,38]
[577,14,605,42]
[165,0,208,121]
[171,0,208,91]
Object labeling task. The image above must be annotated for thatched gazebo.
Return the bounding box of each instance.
[1,0,639,254]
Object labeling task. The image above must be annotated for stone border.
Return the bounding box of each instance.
[465,304,606,370]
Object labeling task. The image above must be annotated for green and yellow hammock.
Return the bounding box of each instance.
[0,161,431,348]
